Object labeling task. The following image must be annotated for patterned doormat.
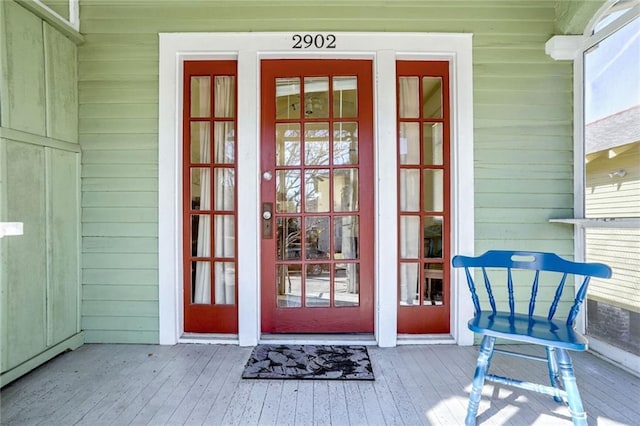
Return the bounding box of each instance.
[241,344,375,380]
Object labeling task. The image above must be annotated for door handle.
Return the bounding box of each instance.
[262,202,273,239]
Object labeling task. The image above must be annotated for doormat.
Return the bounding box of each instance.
[241,344,374,380]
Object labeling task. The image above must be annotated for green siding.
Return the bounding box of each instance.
[77,0,604,343]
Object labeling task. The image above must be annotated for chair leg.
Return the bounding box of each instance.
[466,335,495,426]
[557,348,587,426]
[546,346,563,403]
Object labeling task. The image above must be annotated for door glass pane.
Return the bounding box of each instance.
[304,76,329,118]
[335,263,359,307]
[400,216,420,259]
[305,123,330,165]
[191,168,210,210]
[276,77,300,119]
[276,170,301,213]
[305,216,330,259]
[335,216,359,260]
[399,263,419,306]
[306,272,330,307]
[214,76,235,118]
[399,122,420,165]
[277,265,301,308]
[192,261,211,304]
[422,77,443,118]
[214,262,235,304]
[191,215,210,256]
[423,169,443,212]
[214,215,235,257]
[333,122,358,165]
[398,77,419,118]
[399,169,420,212]
[334,169,358,212]
[277,217,302,260]
[424,216,443,259]
[191,76,211,118]
[333,76,357,118]
[423,264,443,306]
[214,169,234,210]
[276,123,301,166]
[190,122,211,163]
[214,122,235,164]
[423,123,443,165]
[305,169,330,212]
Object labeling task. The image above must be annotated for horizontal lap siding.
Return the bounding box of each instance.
[78,0,584,343]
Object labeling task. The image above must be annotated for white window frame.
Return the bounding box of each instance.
[546,1,640,373]
[158,32,474,347]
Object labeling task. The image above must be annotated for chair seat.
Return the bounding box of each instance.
[468,311,588,351]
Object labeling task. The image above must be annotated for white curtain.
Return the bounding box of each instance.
[193,86,212,303]
[399,77,421,305]
[193,76,236,305]
[214,76,236,304]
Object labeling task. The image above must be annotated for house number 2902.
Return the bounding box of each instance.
[292,34,337,49]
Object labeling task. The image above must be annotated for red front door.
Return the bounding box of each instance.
[260,59,374,333]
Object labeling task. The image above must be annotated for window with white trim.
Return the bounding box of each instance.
[581,1,639,358]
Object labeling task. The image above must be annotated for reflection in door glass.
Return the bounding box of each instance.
[304,77,329,118]
[276,170,301,213]
[214,122,235,164]
[305,216,330,259]
[333,76,358,118]
[335,263,359,306]
[305,169,330,213]
[277,217,301,260]
[276,123,301,166]
[276,78,301,119]
[304,123,330,165]
[333,169,359,212]
[277,265,302,308]
[306,271,330,307]
[334,216,359,259]
[333,122,358,165]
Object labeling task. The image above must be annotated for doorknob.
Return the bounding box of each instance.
[262,202,273,239]
[262,171,273,181]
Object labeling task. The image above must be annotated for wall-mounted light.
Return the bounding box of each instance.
[608,169,627,178]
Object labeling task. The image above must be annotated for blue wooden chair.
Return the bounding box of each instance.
[451,250,612,425]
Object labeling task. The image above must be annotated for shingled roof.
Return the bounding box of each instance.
[585,105,640,154]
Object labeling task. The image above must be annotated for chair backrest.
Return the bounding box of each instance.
[452,250,612,326]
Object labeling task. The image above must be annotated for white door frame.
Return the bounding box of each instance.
[158,32,475,347]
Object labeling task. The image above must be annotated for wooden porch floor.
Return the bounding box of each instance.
[1,343,638,425]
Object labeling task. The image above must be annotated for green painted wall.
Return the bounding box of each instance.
[0,1,82,385]
[77,0,604,343]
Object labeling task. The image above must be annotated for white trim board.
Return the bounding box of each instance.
[158,32,475,347]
